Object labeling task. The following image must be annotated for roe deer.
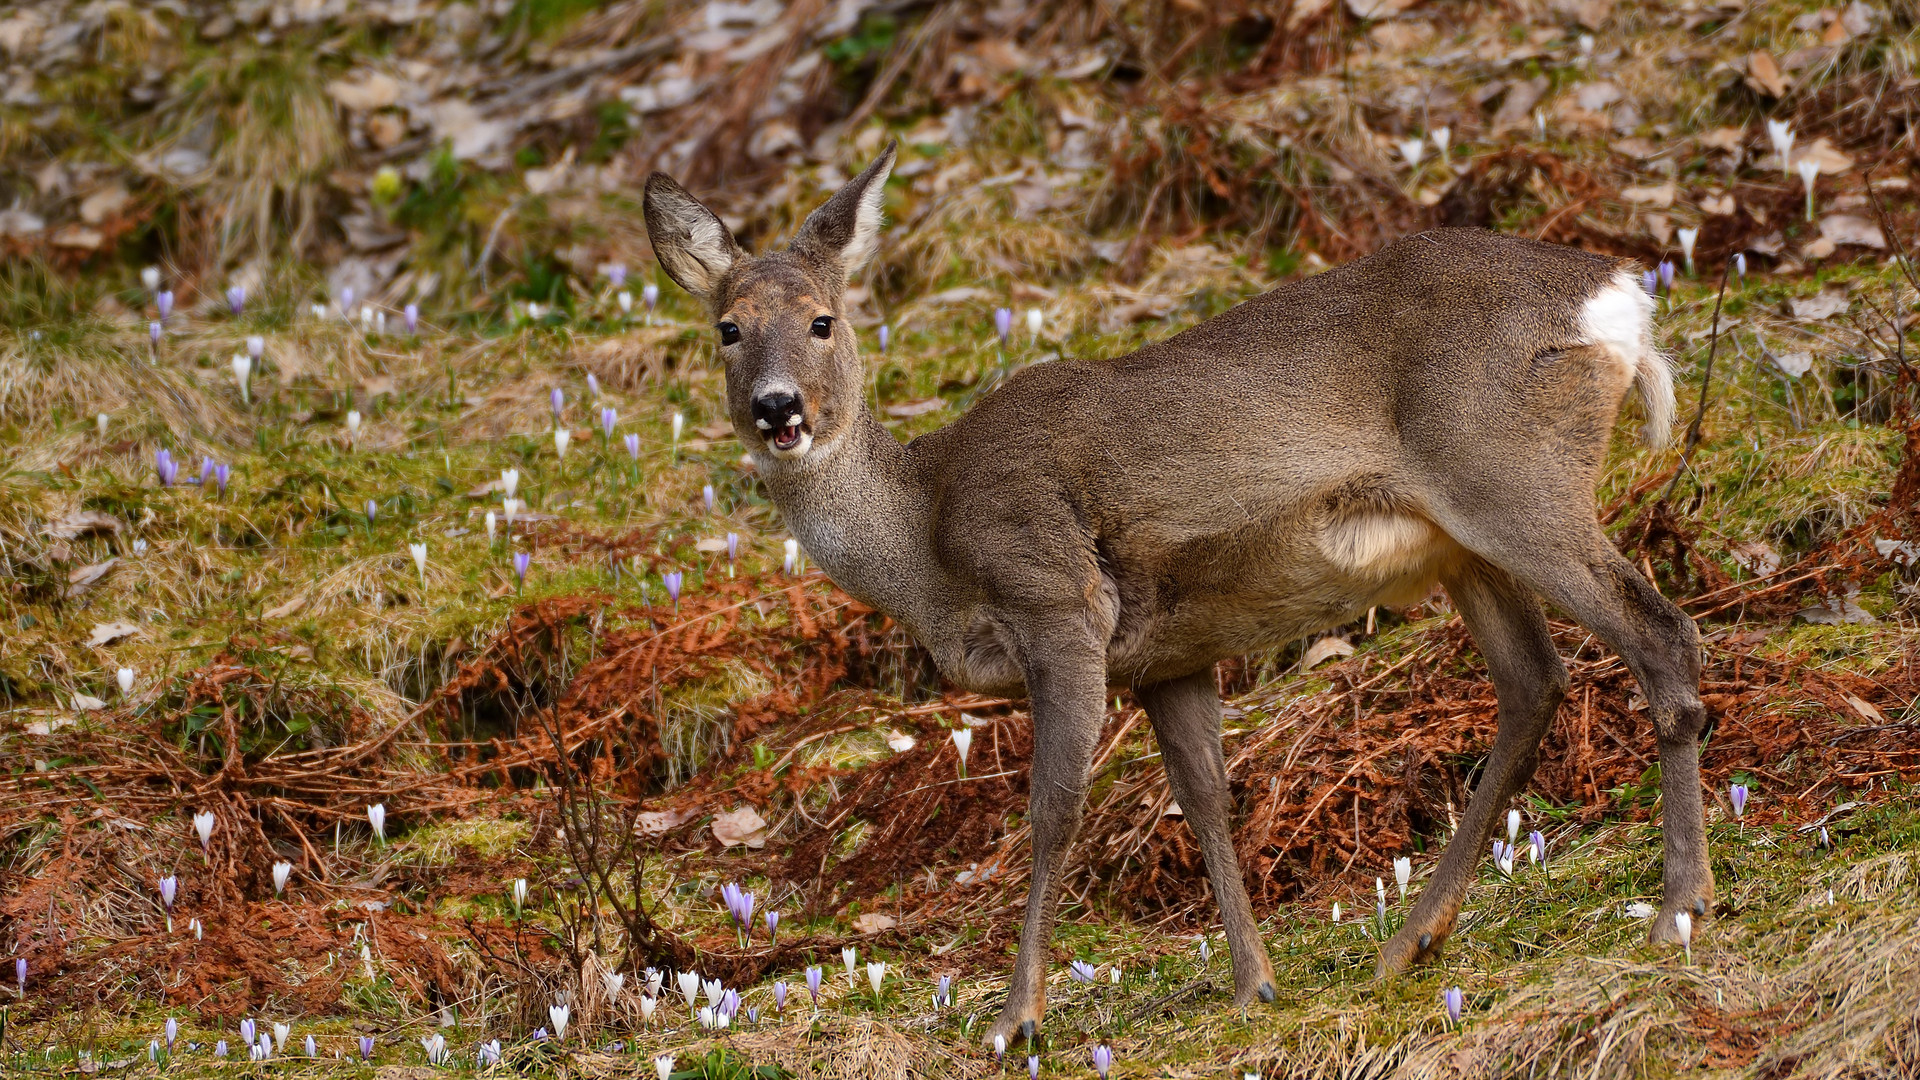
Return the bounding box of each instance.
[644,142,1708,1048]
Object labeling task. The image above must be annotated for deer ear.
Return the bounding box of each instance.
[793,140,897,283]
[643,172,743,306]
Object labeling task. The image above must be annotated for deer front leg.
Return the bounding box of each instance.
[983,633,1107,1050]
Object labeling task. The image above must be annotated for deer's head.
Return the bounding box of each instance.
[643,142,896,468]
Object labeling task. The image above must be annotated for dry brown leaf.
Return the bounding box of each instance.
[1302,636,1356,669]
[44,510,122,539]
[67,558,116,594]
[712,805,768,849]
[262,595,308,619]
[1844,695,1886,724]
[852,913,897,934]
[1621,181,1677,208]
[86,620,140,647]
[1819,215,1886,249]
[1747,51,1789,98]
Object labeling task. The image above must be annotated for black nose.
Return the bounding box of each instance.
[750,390,805,433]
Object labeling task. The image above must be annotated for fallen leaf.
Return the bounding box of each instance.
[262,595,308,619]
[852,913,897,934]
[694,537,729,553]
[883,398,946,419]
[696,422,732,440]
[1621,181,1677,208]
[44,510,123,539]
[1700,193,1737,216]
[1819,214,1886,249]
[1746,50,1789,98]
[1844,694,1885,724]
[711,805,768,849]
[327,72,401,111]
[78,185,130,225]
[1302,636,1356,669]
[71,694,107,712]
[1698,127,1745,152]
[1771,351,1814,378]
[67,558,116,594]
[635,806,697,836]
[1787,290,1850,321]
[1795,598,1875,625]
[1286,0,1335,29]
[86,620,140,647]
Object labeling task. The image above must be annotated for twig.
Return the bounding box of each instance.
[1664,255,1736,505]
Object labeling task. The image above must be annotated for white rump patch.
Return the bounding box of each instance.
[1580,270,1674,447]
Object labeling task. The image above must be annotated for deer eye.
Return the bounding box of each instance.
[810,315,834,340]
[717,321,740,346]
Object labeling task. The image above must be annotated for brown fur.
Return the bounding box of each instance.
[644,144,1710,1048]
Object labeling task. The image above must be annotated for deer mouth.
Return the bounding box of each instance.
[760,413,812,455]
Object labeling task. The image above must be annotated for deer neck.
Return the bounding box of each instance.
[761,409,943,635]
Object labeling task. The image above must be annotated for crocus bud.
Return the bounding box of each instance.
[347,410,362,437]
[118,667,135,695]
[232,354,252,402]
[404,304,418,334]
[511,877,527,911]
[993,306,1012,344]
[548,1003,569,1039]
[368,801,389,842]
[500,468,518,498]
[227,285,245,315]
[643,283,659,312]
[1507,808,1520,846]
[1393,856,1411,899]
[150,321,163,345]
[878,324,889,352]
[865,961,886,998]
[784,538,800,575]
[618,290,633,314]
[1674,911,1693,964]
[842,946,858,985]
[1092,1044,1113,1079]
[272,861,291,896]
[551,387,564,418]
[340,286,355,314]
[1398,137,1425,168]
[1798,157,1821,221]
[97,412,110,437]
[655,1056,675,1080]
[1026,307,1043,338]
[703,484,715,512]
[513,551,531,586]
[157,290,174,320]
[554,427,571,459]
[194,811,215,850]
[142,266,161,291]
[662,571,682,602]
[1431,126,1451,158]
[625,433,640,459]
[1729,783,1749,820]
[1444,985,1463,1025]
[602,406,617,439]
[952,727,972,777]
[1733,252,1747,281]
[1767,118,1794,179]
[671,412,683,443]
[485,511,497,544]
[607,264,627,288]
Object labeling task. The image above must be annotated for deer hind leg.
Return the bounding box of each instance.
[1440,515,1712,947]
[1137,668,1276,1006]
[1379,556,1568,975]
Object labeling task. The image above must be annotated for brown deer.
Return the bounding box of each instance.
[643,142,1709,1048]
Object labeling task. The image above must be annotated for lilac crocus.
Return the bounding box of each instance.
[551,387,564,419]
[721,988,740,1018]
[1092,1044,1112,1079]
[340,287,355,314]
[727,532,740,565]
[745,1006,758,1026]
[166,1018,178,1049]
[772,980,788,1013]
[805,965,823,1008]
[200,456,216,486]
[1028,1055,1040,1080]
[359,1036,374,1061]
[662,571,683,603]
[227,285,246,315]
[1658,260,1675,292]
[247,335,265,359]
[157,290,174,321]
[642,283,659,314]
[366,499,378,524]
[601,407,617,439]
[624,433,640,460]
[1069,959,1096,983]
[934,974,952,1008]
[513,551,531,588]
[1529,829,1546,866]
[404,304,419,334]
[158,876,177,911]
[1730,783,1749,821]
[1444,985,1464,1026]
[150,321,163,345]
[993,306,1012,345]
[878,324,890,353]
[155,449,178,487]
[240,1019,256,1046]
[608,264,628,289]
[215,1041,228,1059]
[215,463,230,495]
[14,957,24,993]
[703,484,716,513]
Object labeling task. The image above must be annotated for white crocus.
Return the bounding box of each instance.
[1677,227,1699,275]
[194,811,216,850]
[618,290,633,315]
[866,961,886,998]
[702,978,723,1009]
[1431,127,1451,159]
[1798,157,1822,221]
[1331,901,1341,923]
[273,1024,289,1053]
[1025,307,1043,338]
[511,877,528,912]
[502,498,521,527]
[346,411,362,439]
[232,354,252,402]
[1397,137,1425,168]
[784,538,801,575]
[1674,911,1693,964]
[554,427,571,459]
[485,511,497,545]
[671,412,684,445]
[117,667,135,695]
[1375,876,1386,907]
[367,802,387,843]
[142,266,161,291]
[1393,856,1411,900]
[842,946,858,986]
[1767,119,1794,179]
[273,861,292,896]
[500,468,519,499]
[97,412,110,437]
[1507,809,1521,846]
[409,544,427,588]
[548,1003,569,1039]
[951,727,973,777]
[655,1056,675,1080]
[639,994,657,1024]
[678,970,700,1008]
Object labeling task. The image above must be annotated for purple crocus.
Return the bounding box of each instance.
[166,1017,178,1049]
[359,1036,374,1061]
[1444,985,1464,1026]
[551,387,564,419]
[15,957,24,993]
[878,324,890,353]
[624,433,640,460]
[240,1019,255,1046]
[215,1040,228,1059]
[1733,252,1747,281]
[215,463,230,495]
[1092,1044,1112,1079]
[934,974,951,1008]
[727,532,740,565]
[642,283,659,314]
[720,988,740,1018]
[247,335,265,359]
[404,304,419,334]
[1529,829,1546,866]
[1028,1054,1040,1080]
[157,290,174,321]
[200,456,217,486]
[150,321,163,345]
[608,264,628,289]
[340,286,355,314]
[1658,260,1675,292]
[1730,783,1749,821]
[703,484,715,513]
[772,980,788,1013]
[993,306,1012,345]
[155,449,178,487]
[158,876,177,911]
[805,965,822,1008]
[662,571,683,603]
[1069,959,1096,983]
[227,285,246,315]
[531,1028,548,1042]
[601,407,617,440]
[366,499,378,524]
[513,551,532,588]
[745,1006,758,1025]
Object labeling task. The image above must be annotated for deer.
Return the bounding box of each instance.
[643,141,1710,1049]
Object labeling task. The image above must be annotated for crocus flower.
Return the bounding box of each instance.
[1029,1054,1040,1080]
[511,878,528,912]
[272,861,291,896]
[784,538,800,575]
[1026,308,1043,338]
[150,321,163,345]
[806,965,823,1008]
[1069,959,1096,983]
[1674,911,1693,964]
[118,667,136,695]
[604,970,625,1000]
[549,1003,570,1039]
[1819,826,1832,849]
[149,1040,160,1063]
[157,290,174,321]
[513,552,531,589]
[866,961,886,999]
[368,802,388,843]
[359,1036,375,1061]
[727,532,740,568]
[347,410,362,438]
[662,571,683,603]
[273,1023,289,1052]
[1798,157,1821,220]
[1444,985,1463,1026]
[721,988,740,1018]
[746,1006,758,1025]
[1198,937,1211,964]
[678,970,700,1009]
[993,306,1012,345]
[96,412,110,438]
[933,974,951,1008]
[642,283,659,317]
[404,304,419,334]
[1677,227,1699,275]
[551,387,565,418]
[227,286,245,315]
[842,946,858,986]
[1658,260,1675,292]
[154,448,176,486]
[240,1019,255,1046]
[952,727,973,778]
[531,1028,547,1042]
[304,1034,316,1058]
[477,1040,500,1068]
[215,1040,228,1059]
[1092,1044,1113,1078]
[607,264,628,289]
[257,1034,272,1060]
[772,979,788,1012]
[1393,856,1411,900]
[703,978,723,1009]
[500,468,519,498]
[703,484,715,512]
[601,406,617,439]
[645,968,662,997]
[247,335,265,360]
[1431,126,1451,158]
[190,917,202,939]
[878,324,890,352]
[142,267,161,291]
[554,427,571,459]
[618,290,633,315]
[485,511,497,545]
[166,1017,178,1049]
[993,1035,1006,1061]
[624,433,640,460]
[1641,269,1659,297]
[409,544,427,588]
[639,994,657,1024]
[1397,137,1425,168]
[200,456,217,487]
[1529,829,1546,866]
[1734,252,1747,281]
[1767,119,1794,179]
[366,499,378,524]
[655,1056,675,1080]
[158,875,177,911]
[1730,783,1749,822]
[214,463,230,495]
[671,412,683,445]
[1507,809,1521,846]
